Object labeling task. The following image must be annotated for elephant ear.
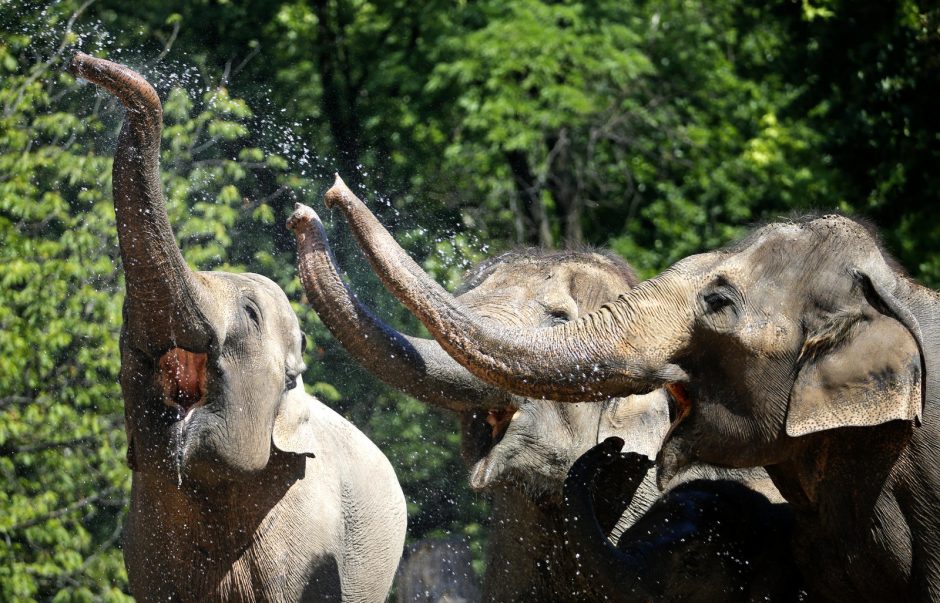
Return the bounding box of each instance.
[787,279,924,437]
[272,377,318,457]
[597,390,671,459]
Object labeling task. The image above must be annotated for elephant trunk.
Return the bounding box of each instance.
[69,53,210,353]
[325,174,690,402]
[287,203,519,412]
[562,438,652,602]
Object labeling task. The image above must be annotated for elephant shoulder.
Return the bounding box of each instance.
[299,393,405,501]
[284,394,407,599]
[301,395,391,463]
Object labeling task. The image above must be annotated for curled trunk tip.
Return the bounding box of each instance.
[289,189,516,411]
[324,173,354,210]
[287,202,322,234]
[69,52,162,121]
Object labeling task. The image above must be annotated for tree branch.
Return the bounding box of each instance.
[6,486,120,532]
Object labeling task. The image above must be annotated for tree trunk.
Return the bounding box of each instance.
[396,537,481,603]
[506,150,553,247]
[545,132,584,246]
[312,0,364,182]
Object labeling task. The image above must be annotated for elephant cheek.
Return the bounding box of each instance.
[221,403,277,474]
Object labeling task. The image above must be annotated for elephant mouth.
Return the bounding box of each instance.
[468,406,520,490]
[159,347,208,422]
[486,407,516,440]
[665,382,693,430]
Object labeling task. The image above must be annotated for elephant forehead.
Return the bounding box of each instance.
[560,262,633,310]
[204,271,301,331]
[458,275,578,326]
[467,260,629,307]
[200,270,286,298]
[469,263,553,291]
[462,297,549,327]
[502,399,596,449]
[233,272,292,301]
[737,215,881,265]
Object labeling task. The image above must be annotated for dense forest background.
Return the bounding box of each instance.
[1,0,937,600]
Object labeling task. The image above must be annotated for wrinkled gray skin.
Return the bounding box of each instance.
[326,176,939,603]
[69,54,405,602]
[288,197,794,601]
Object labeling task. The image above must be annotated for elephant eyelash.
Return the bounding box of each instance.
[703,291,734,312]
[244,303,261,327]
[284,372,298,391]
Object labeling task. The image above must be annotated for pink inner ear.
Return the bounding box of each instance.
[159,348,207,410]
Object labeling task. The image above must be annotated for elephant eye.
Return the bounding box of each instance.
[548,309,570,325]
[284,371,298,391]
[244,303,261,327]
[703,291,734,313]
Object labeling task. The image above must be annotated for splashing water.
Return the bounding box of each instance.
[175,420,185,487]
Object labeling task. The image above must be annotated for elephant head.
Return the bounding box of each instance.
[69,53,315,486]
[321,175,928,487]
[287,198,664,497]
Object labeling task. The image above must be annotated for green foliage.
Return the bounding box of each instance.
[0,2,290,599]
[774,0,940,285]
[0,6,129,600]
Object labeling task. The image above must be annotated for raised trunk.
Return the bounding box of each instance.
[70,53,209,352]
[287,203,518,411]
[325,174,689,402]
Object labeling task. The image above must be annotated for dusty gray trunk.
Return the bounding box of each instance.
[288,203,518,411]
[70,53,209,352]
[325,174,690,402]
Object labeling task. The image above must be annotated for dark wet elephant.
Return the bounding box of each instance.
[69,54,405,602]
[563,437,802,601]
[325,176,938,603]
[287,196,801,601]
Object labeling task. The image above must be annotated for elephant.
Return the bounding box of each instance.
[321,173,939,602]
[287,196,801,601]
[563,437,802,601]
[68,54,406,602]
